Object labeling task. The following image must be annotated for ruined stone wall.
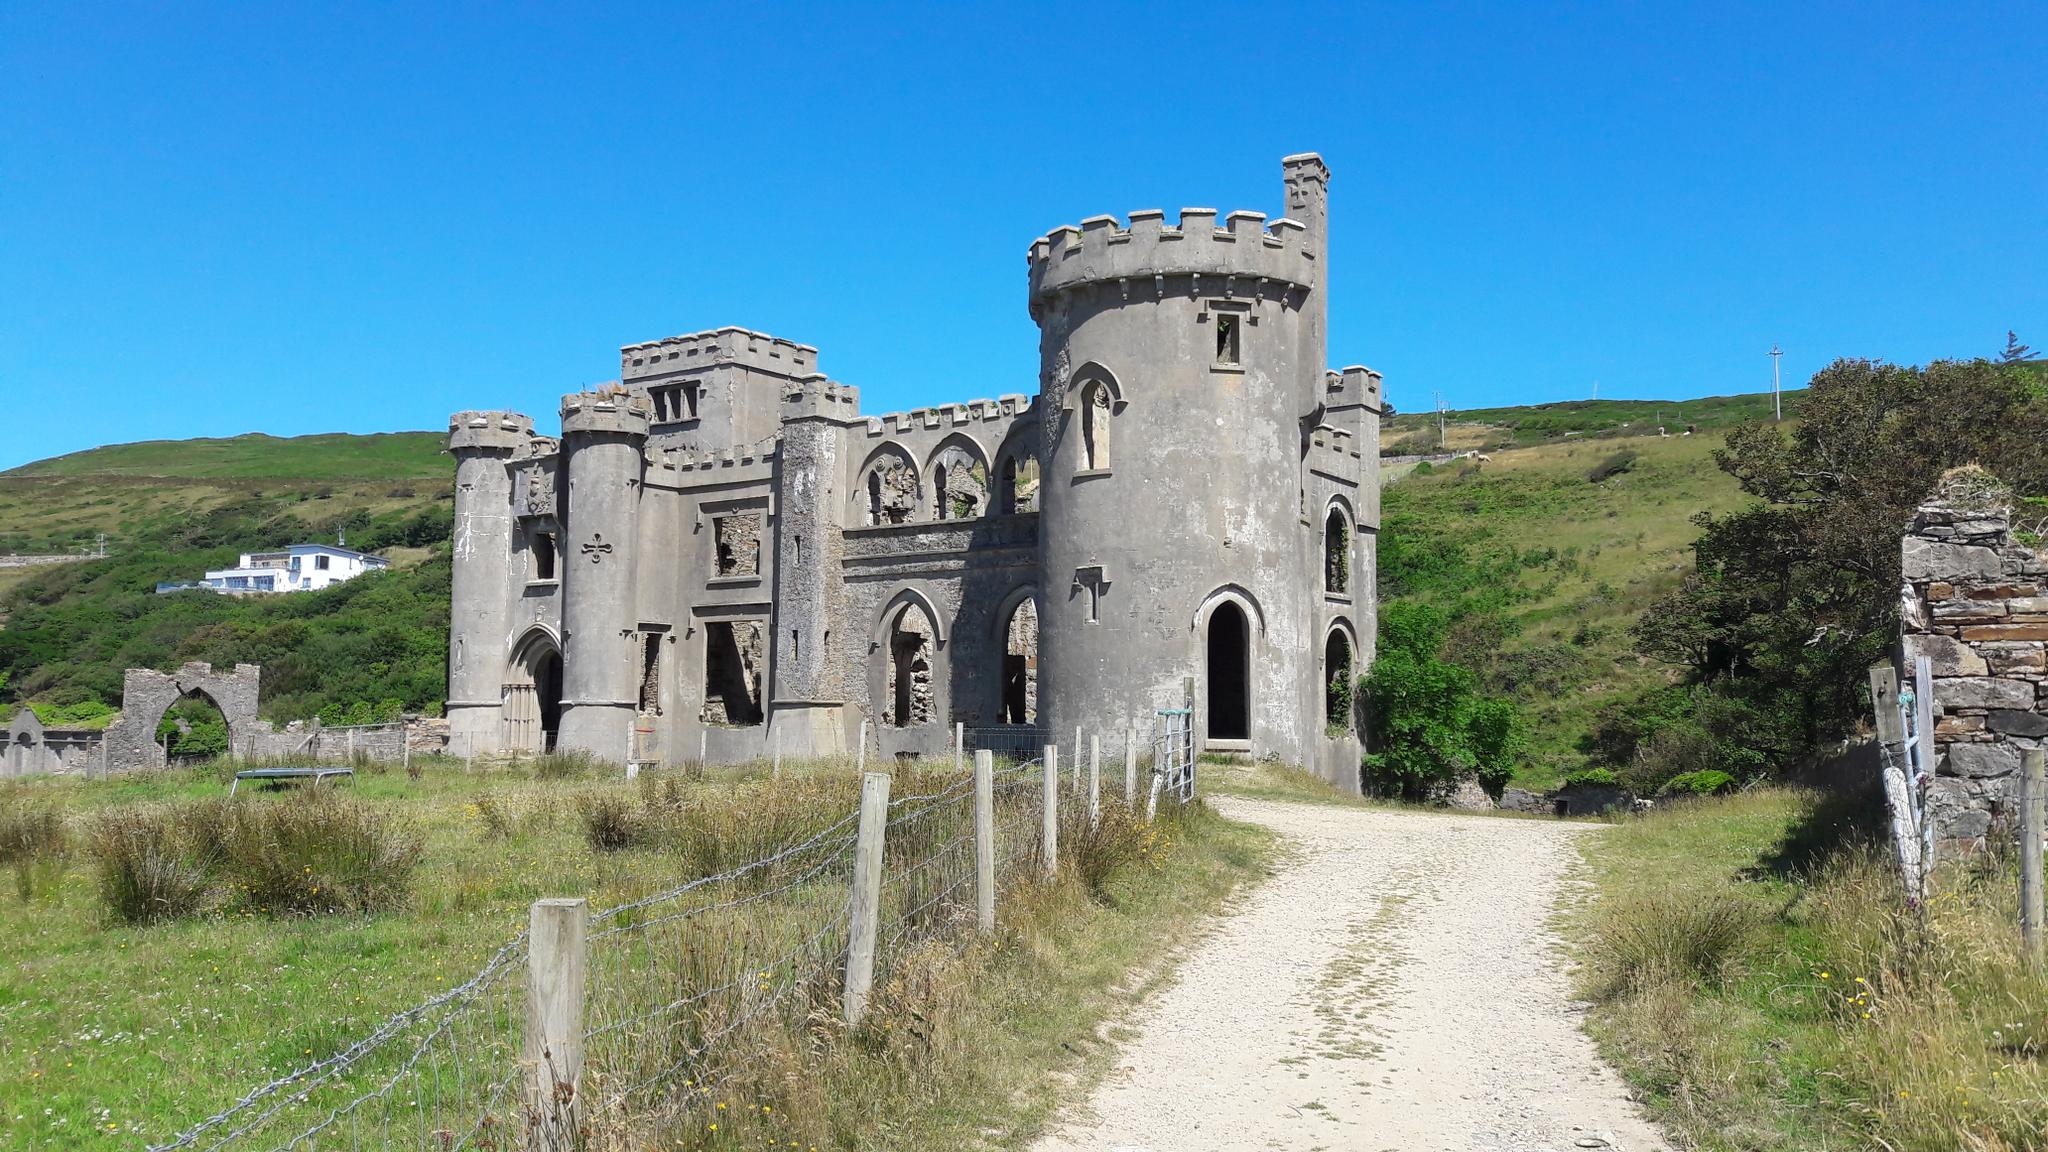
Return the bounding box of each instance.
[1899,468,2048,843]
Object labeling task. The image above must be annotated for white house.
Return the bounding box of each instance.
[156,543,390,595]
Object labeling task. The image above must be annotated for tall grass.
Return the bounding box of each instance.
[1578,787,2048,1151]
[0,795,70,902]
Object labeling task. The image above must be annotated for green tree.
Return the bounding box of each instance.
[2002,330,2034,364]
[1634,357,2047,776]
[1361,603,1522,799]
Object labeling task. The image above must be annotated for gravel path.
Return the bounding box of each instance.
[1029,797,1669,1152]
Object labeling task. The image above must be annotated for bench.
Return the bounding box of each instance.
[229,766,355,796]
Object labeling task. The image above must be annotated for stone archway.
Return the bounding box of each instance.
[102,662,263,773]
[503,629,564,753]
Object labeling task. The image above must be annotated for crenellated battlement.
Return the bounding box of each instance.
[861,394,1035,437]
[780,373,864,422]
[1027,207,1316,306]
[1325,365,1385,414]
[448,410,535,453]
[622,327,818,381]
[656,434,783,474]
[560,388,653,437]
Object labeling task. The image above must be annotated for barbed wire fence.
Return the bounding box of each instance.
[148,746,1104,1152]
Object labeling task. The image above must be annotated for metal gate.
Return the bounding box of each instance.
[1150,708,1195,809]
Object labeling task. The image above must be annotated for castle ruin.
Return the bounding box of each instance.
[446,154,1383,785]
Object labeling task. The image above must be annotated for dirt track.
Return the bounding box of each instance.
[1029,797,1669,1152]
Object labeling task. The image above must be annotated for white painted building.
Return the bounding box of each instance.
[156,543,390,595]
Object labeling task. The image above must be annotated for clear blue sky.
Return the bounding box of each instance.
[3,2,2043,470]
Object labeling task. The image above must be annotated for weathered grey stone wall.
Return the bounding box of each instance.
[102,662,262,773]
[1899,468,2048,844]
[447,411,535,758]
[443,154,1381,778]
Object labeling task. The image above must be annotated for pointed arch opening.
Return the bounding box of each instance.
[1206,601,1250,743]
[998,590,1039,724]
[1325,505,1350,594]
[1324,627,1355,730]
[504,629,563,753]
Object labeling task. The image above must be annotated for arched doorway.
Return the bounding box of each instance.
[156,690,231,765]
[1324,628,1354,730]
[504,631,563,753]
[1206,601,1250,742]
[999,593,1038,725]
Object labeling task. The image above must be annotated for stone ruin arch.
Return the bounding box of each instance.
[102,662,262,772]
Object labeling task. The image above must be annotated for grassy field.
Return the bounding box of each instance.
[5,432,449,482]
[1575,789,2048,1150]
[1379,430,1754,789]
[0,756,1268,1151]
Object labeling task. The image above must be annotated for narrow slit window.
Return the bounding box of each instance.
[639,634,662,714]
[533,531,557,582]
[1214,314,1240,365]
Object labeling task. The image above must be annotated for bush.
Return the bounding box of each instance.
[1563,766,1620,789]
[1587,889,1759,992]
[583,793,646,852]
[534,750,600,780]
[1659,769,1736,797]
[1586,449,1639,483]
[1059,798,1148,898]
[90,803,227,925]
[0,799,69,902]
[224,793,422,915]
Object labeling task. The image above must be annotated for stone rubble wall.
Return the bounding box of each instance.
[1899,468,2048,844]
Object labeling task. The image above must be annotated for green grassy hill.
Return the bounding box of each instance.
[1378,430,1754,790]
[0,431,455,723]
[1383,389,1805,455]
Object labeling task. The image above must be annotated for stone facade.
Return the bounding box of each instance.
[445,155,1383,786]
[1899,468,2048,844]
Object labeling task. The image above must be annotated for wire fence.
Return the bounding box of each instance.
[149,756,1062,1152]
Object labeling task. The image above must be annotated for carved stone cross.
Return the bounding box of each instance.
[581,533,613,564]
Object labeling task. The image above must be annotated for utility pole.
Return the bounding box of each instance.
[1433,391,1448,451]
[1591,380,1599,401]
[1769,345,1783,422]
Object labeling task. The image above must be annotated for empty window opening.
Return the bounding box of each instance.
[1080,382,1111,470]
[1001,596,1038,724]
[713,512,762,577]
[1324,630,1354,729]
[863,456,918,526]
[639,634,663,715]
[651,382,701,423]
[885,605,936,728]
[1206,601,1250,742]
[998,454,1041,514]
[532,531,557,582]
[1214,313,1240,365]
[1324,510,1348,594]
[702,621,764,727]
[793,534,803,567]
[931,447,988,520]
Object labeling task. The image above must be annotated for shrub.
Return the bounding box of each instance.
[0,799,69,902]
[223,793,422,915]
[471,791,514,839]
[1659,769,1736,797]
[1563,766,1621,789]
[583,794,646,852]
[1587,889,1759,992]
[1586,449,1639,483]
[1058,798,1148,898]
[90,803,226,925]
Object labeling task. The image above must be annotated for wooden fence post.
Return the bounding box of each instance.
[1041,744,1059,877]
[974,750,995,933]
[1123,727,1137,804]
[856,719,868,775]
[843,771,892,1025]
[772,729,782,779]
[1870,665,1924,900]
[955,721,965,775]
[1914,655,1938,870]
[1089,735,1101,827]
[2024,748,2044,963]
[525,897,588,1151]
[1072,725,1082,792]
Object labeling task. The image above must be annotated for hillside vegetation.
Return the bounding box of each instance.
[0,431,454,724]
[1382,389,1806,455]
[1377,429,1754,789]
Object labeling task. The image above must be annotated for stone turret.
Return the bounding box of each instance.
[1028,156,1332,765]
[554,391,651,762]
[622,327,818,456]
[446,410,534,758]
[766,375,864,757]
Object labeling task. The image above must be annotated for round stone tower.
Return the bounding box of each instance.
[446,410,535,759]
[554,390,651,762]
[1030,154,1331,765]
